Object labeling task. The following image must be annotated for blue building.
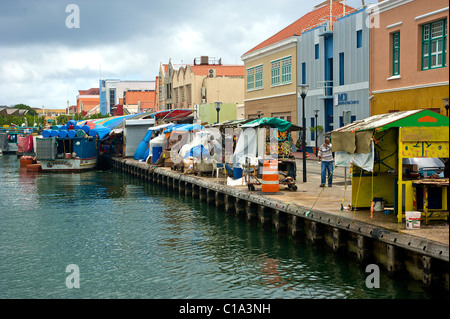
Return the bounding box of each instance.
[297,8,370,146]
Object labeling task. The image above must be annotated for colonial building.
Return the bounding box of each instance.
[171,56,244,110]
[241,1,356,142]
[157,63,169,110]
[369,0,449,115]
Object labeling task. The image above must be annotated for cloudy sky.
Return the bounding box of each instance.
[0,0,368,109]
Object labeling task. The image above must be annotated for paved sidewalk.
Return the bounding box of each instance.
[209,154,449,245]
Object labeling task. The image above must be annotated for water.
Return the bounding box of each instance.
[0,155,444,299]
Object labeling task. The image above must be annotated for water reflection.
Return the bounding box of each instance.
[0,156,445,299]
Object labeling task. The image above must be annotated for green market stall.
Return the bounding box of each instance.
[331,109,449,223]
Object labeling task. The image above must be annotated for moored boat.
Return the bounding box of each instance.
[35,136,98,172]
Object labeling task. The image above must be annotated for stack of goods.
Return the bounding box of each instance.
[41,121,98,139]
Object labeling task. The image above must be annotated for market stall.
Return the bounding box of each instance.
[236,117,301,190]
[331,109,449,223]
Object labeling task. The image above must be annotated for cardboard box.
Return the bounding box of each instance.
[161,150,171,159]
[164,158,174,167]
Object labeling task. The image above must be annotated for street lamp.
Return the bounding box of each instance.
[298,84,309,183]
[215,102,221,124]
[314,109,319,157]
[443,98,449,117]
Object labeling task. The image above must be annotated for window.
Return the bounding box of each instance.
[356,30,362,48]
[271,60,281,85]
[339,52,345,85]
[315,44,319,59]
[255,65,263,88]
[109,89,116,106]
[392,32,400,75]
[422,19,447,70]
[271,57,291,86]
[247,67,255,90]
[310,117,315,141]
[281,56,292,83]
[301,62,306,84]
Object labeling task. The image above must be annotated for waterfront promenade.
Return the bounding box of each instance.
[111,154,449,290]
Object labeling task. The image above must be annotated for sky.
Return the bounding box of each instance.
[0,0,369,110]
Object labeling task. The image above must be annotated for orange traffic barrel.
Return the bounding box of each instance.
[262,159,279,193]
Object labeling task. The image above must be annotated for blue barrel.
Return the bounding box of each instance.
[50,130,59,137]
[76,129,86,137]
[58,130,68,138]
[67,130,76,138]
[42,129,51,138]
[152,146,163,164]
[81,125,90,133]
[233,167,243,179]
[61,125,68,131]
[88,129,98,137]
[74,125,81,130]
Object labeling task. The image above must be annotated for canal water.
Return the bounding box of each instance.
[0,154,442,299]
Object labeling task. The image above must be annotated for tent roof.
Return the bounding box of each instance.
[241,117,300,132]
[333,109,449,133]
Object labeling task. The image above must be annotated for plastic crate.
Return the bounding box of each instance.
[35,137,57,160]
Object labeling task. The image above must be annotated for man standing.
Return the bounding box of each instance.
[318,137,333,187]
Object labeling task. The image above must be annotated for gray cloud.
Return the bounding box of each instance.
[0,0,368,108]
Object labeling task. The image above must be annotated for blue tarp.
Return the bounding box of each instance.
[93,125,112,140]
[163,124,203,133]
[133,129,153,160]
[184,144,210,159]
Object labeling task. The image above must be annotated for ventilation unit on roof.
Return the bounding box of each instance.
[208,69,216,78]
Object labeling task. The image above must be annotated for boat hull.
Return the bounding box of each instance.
[39,156,97,172]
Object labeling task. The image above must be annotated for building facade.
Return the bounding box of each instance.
[76,88,100,116]
[99,79,156,115]
[157,63,168,111]
[298,6,369,146]
[123,89,156,113]
[369,0,449,115]
[241,1,356,142]
[171,56,244,111]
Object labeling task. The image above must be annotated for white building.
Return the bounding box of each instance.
[99,79,156,115]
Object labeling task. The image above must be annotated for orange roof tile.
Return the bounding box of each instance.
[78,88,100,95]
[243,2,356,56]
[190,65,244,77]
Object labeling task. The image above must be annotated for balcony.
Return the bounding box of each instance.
[317,80,334,99]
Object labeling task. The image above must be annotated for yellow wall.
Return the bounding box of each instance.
[371,85,449,115]
[244,45,297,101]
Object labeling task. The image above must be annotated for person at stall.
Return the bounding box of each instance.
[318,137,334,187]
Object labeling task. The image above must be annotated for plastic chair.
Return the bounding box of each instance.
[212,161,225,178]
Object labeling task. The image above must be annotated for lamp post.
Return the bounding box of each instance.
[314,109,319,157]
[298,84,309,183]
[443,98,449,117]
[215,102,221,124]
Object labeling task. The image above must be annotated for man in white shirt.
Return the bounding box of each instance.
[318,137,334,187]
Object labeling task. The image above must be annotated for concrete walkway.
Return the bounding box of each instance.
[204,153,449,245]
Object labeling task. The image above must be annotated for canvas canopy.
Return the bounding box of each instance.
[241,117,300,132]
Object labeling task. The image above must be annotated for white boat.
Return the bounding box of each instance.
[35,136,98,172]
